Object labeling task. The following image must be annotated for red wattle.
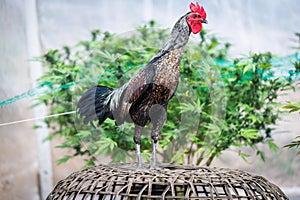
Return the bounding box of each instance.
[191,23,202,34]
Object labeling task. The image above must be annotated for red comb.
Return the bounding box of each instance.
[190,2,206,19]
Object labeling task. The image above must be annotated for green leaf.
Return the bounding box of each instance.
[205,123,222,135]
[283,101,300,113]
[95,137,117,155]
[267,140,279,152]
[57,155,71,165]
[76,130,92,138]
[284,136,300,151]
[141,150,151,162]
[256,150,265,162]
[171,150,186,164]
[112,147,131,163]
[243,63,256,74]
[238,150,250,162]
[241,129,259,139]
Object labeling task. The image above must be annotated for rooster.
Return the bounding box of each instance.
[77,2,207,167]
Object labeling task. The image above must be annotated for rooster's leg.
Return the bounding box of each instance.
[151,130,159,167]
[150,104,167,167]
[134,125,143,168]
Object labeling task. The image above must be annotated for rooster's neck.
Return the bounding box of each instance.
[163,14,191,51]
[150,15,191,65]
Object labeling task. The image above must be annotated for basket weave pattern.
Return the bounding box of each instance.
[47,163,288,200]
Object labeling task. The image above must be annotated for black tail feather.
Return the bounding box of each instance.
[77,86,114,125]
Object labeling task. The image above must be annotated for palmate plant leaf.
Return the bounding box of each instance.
[95,137,118,155]
[267,139,280,153]
[57,155,71,165]
[283,101,300,113]
[238,150,250,162]
[284,136,300,155]
[241,128,259,139]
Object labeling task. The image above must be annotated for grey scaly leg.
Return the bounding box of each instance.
[151,131,159,167]
[134,125,143,168]
[136,143,142,168]
[149,104,167,167]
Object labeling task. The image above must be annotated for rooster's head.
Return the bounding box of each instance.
[186,2,207,34]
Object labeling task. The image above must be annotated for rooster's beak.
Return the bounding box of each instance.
[201,19,208,24]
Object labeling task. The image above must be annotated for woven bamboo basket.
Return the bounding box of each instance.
[47,163,288,200]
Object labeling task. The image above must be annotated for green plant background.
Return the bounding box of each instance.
[35,22,299,167]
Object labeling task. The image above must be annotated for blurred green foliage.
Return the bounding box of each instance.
[283,89,300,155]
[283,32,300,155]
[36,22,294,166]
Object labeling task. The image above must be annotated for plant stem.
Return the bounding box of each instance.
[196,151,205,165]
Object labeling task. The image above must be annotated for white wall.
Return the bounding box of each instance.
[37,0,299,56]
[0,0,39,199]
